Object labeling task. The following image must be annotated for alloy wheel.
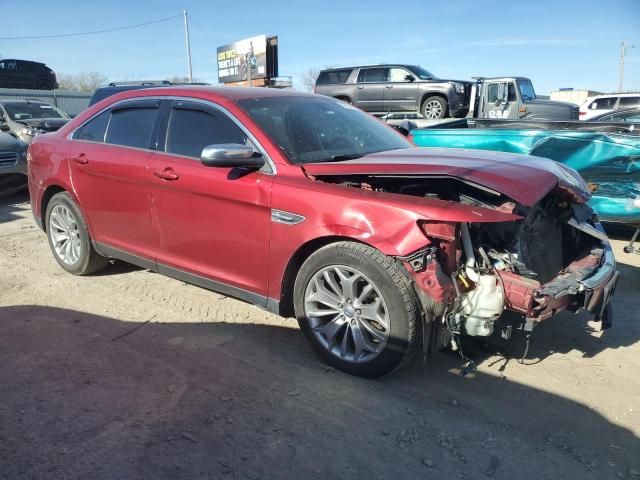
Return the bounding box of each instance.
[303,265,390,363]
[424,100,444,119]
[49,204,82,266]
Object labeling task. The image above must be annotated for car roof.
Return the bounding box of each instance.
[591,92,640,98]
[103,85,316,103]
[0,58,45,65]
[320,64,419,72]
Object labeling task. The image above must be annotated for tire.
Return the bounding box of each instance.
[293,241,420,378]
[334,96,352,104]
[45,192,109,275]
[421,96,448,119]
[36,80,52,90]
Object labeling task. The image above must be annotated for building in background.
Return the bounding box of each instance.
[550,88,604,106]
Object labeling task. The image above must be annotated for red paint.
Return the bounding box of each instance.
[26,86,605,314]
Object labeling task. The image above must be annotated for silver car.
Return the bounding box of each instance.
[0,100,70,145]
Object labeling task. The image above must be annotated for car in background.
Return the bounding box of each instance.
[0,59,59,90]
[0,100,70,144]
[28,86,617,378]
[314,64,471,119]
[89,80,211,107]
[0,131,27,197]
[588,108,640,124]
[580,93,640,120]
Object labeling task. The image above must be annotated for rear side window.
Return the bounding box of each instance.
[105,107,158,149]
[589,97,617,110]
[316,69,352,85]
[619,96,640,108]
[165,107,247,159]
[357,68,389,83]
[73,110,110,142]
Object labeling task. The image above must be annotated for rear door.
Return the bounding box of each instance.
[69,99,159,262]
[149,100,273,298]
[354,68,387,113]
[383,67,418,112]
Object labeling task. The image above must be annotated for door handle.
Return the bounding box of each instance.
[356,86,364,89]
[385,85,393,89]
[71,153,88,165]
[153,168,179,181]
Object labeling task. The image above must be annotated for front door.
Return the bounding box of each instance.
[483,81,519,119]
[69,100,159,261]
[383,67,418,112]
[354,67,387,113]
[149,100,273,299]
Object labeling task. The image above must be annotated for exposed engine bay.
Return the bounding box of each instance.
[311,173,614,346]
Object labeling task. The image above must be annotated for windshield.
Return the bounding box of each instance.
[518,79,536,101]
[236,96,411,164]
[408,65,436,80]
[3,102,68,120]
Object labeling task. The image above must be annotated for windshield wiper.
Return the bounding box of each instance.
[323,154,363,162]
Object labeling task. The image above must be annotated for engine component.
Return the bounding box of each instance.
[458,274,505,336]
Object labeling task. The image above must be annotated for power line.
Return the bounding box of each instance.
[0,14,182,40]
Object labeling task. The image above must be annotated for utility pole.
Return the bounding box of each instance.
[618,39,636,92]
[183,10,193,83]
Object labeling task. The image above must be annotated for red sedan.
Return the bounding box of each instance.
[28,87,617,377]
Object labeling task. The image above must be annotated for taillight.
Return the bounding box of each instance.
[407,133,415,145]
[579,111,586,116]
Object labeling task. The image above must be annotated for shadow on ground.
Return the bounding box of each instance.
[0,304,638,480]
[0,190,29,224]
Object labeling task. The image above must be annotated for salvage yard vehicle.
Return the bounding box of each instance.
[579,93,640,120]
[28,87,618,377]
[0,131,27,197]
[314,64,471,119]
[407,119,640,224]
[0,100,70,145]
[0,59,59,90]
[466,77,579,120]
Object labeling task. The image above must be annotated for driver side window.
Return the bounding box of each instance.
[165,107,248,159]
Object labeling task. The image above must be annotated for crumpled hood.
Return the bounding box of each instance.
[302,147,591,207]
[18,118,69,131]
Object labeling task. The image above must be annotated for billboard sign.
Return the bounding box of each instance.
[217,35,268,83]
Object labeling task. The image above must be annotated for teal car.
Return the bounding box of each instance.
[409,120,640,223]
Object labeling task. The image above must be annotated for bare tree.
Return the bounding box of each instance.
[56,72,108,92]
[300,67,320,92]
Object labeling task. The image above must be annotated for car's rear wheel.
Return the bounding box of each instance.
[421,96,448,119]
[45,192,109,275]
[36,80,52,90]
[294,242,420,378]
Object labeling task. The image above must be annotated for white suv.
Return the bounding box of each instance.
[580,93,640,120]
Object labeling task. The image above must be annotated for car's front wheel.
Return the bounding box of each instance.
[45,192,109,275]
[294,242,420,378]
[421,96,448,119]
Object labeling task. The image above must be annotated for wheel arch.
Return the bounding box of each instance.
[277,235,371,318]
[420,92,448,110]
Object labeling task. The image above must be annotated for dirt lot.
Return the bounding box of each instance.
[0,191,638,480]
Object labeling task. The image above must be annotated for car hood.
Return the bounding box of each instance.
[526,99,576,109]
[17,118,69,131]
[302,147,591,207]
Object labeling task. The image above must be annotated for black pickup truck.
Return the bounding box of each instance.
[314,64,471,119]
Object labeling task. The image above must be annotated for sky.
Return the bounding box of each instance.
[1,0,639,95]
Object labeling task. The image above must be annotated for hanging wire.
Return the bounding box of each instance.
[0,14,182,40]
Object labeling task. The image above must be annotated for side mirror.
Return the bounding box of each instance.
[200,143,265,168]
[404,74,415,82]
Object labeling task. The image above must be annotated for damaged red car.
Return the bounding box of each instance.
[28,87,618,377]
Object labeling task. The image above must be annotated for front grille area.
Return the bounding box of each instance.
[572,106,579,120]
[0,151,19,167]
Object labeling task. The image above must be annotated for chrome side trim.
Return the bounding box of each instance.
[271,209,305,225]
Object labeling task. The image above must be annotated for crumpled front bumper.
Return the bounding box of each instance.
[497,221,618,324]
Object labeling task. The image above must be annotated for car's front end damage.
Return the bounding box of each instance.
[303,147,618,358]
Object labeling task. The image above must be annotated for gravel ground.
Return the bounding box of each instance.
[0,191,638,480]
